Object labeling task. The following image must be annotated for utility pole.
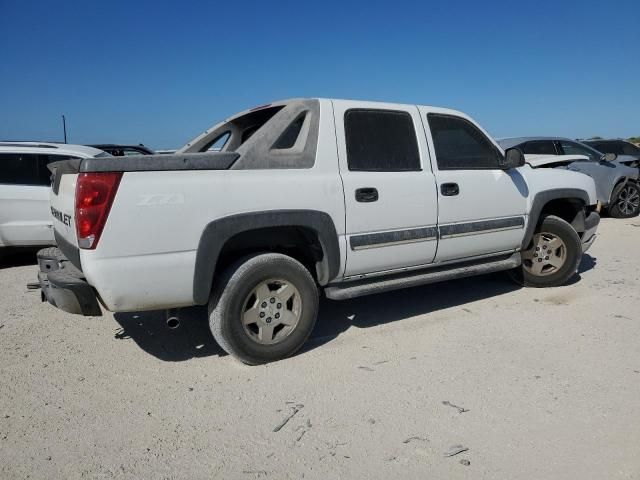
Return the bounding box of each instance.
[62,115,67,143]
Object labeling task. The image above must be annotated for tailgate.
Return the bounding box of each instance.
[45,152,240,267]
[48,159,81,258]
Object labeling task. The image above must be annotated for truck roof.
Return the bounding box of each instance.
[223,98,468,122]
[180,98,476,155]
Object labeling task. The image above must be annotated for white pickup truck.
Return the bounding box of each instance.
[36,98,600,364]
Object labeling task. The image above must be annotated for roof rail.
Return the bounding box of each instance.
[0,142,59,149]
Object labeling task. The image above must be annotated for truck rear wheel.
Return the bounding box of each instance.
[511,215,582,288]
[208,253,319,365]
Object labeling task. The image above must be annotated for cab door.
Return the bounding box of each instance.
[333,100,439,277]
[418,108,528,262]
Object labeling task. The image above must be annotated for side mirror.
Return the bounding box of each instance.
[602,152,617,162]
[501,148,526,170]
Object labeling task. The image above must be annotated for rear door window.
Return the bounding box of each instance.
[0,153,79,186]
[522,141,557,155]
[344,109,421,171]
[622,142,640,155]
[0,153,42,185]
[597,142,624,155]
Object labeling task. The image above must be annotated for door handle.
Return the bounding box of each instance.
[355,187,379,203]
[440,183,459,196]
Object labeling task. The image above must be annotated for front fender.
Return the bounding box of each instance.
[522,188,591,249]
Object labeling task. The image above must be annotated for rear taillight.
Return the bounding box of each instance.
[75,172,122,249]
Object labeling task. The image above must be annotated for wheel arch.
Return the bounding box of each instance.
[193,210,340,305]
[523,189,590,249]
[608,176,631,205]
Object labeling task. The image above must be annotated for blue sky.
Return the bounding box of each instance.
[1,0,638,149]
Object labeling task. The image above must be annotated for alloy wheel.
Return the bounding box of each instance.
[241,279,302,345]
[522,232,567,277]
[617,185,640,216]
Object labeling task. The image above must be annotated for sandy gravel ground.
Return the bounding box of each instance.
[1,217,639,479]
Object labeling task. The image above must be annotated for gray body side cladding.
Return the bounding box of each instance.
[233,100,320,170]
[49,159,83,194]
[192,210,340,305]
[439,216,524,238]
[48,153,240,196]
[349,226,437,250]
[54,230,82,271]
[324,253,520,300]
[80,152,240,173]
[180,99,320,170]
[522,188,591,249]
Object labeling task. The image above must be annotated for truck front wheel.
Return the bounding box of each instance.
[512,215,582,288]
[208,253,319,365]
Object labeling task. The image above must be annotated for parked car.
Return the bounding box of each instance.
[499,137,640,218]
[35,99,599,364]
[582,139,640,164]
[499,136,639,167]
[89,144,154,156]
[0,142,109,250]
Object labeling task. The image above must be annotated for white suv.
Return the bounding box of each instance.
[0,142,109,249]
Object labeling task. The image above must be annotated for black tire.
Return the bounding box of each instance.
[510,215,582,288]
[608,182,640,218]
[208,253,319,365]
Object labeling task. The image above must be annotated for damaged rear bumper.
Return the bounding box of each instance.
[34,247,102,316]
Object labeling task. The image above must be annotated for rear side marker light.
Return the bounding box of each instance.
[75,172,122,249]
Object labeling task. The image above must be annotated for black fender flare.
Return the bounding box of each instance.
[192,210,340,304]
[522,188,591,249]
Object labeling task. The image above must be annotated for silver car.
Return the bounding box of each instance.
[499,137,640,218]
